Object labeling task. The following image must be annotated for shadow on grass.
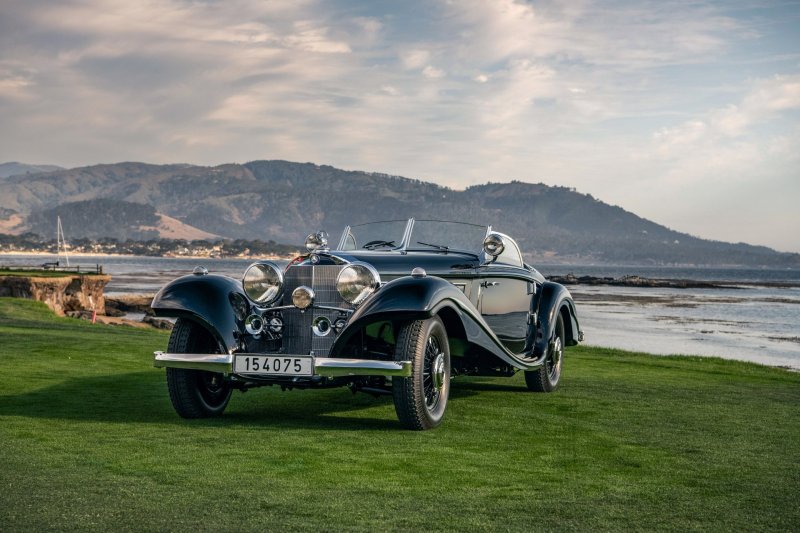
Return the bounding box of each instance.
[0,371,484,431]
[450,379,527,394]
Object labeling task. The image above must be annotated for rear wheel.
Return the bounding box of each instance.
[165,318,232,418]
[525,312,564,392]
[392,317,450,430]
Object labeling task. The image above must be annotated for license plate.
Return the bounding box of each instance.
[233,355,314,376]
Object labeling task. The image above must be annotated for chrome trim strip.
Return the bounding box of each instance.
[258,304,354,313]
[314,358,411,377]
[154,351,233,372]
[153,352,411,378]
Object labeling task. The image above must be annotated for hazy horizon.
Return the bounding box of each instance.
[1,1,798,252]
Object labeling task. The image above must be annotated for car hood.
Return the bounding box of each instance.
[328,250,479,278]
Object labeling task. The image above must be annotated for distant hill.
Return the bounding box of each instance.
[0,162,64,178]
[27,199,161,241]
[25,199,218,241]
[0,160,797,267]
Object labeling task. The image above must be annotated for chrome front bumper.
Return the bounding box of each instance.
[153,351,412,378]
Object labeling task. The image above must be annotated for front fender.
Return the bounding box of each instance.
[330,275,547,371]
[330,276,464,355]
[151,274,248,354]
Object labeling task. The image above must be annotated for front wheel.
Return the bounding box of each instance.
[524,312,565,392]
[392,317,450,430]
[165,318,232,418]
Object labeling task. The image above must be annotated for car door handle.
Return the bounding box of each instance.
[480,281,501,288]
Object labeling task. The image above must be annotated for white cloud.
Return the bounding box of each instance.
[442,0,738,67]
[656,75,800,151]
[0,67,35,100]
[422,65,445,78]
[354,17,383,41]
[0,0,798,251]
[654,120,708,153]
[710,75,800,136]
[401,49,430,69]
[283,22,352,54]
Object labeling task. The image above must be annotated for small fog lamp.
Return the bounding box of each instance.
[292,286,315,309]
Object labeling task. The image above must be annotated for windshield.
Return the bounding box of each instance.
[338,219,488,253]
[338,220,408,250]
[408,220,487,252]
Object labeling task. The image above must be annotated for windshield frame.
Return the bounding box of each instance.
[337,218,490,255]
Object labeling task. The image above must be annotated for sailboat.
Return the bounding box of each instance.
[56,215,70,267]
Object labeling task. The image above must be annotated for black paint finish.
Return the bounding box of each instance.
[151,274,247,354]
[150,247,581,373]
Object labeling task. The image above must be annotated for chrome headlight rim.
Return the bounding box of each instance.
[242,261,284,305]
[336,262,381,305]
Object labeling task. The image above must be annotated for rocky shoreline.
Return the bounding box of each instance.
[0,271,173,330]
[105,295,173,330]
[547,274,742,289]
[0,273,111,314]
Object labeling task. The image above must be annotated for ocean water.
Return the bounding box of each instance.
[536,263,800,283]
[3,254,799,369]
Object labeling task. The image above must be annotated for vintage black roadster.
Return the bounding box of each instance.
[152,219,582,430]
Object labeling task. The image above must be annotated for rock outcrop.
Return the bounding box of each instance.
[545,274,735,289]
[0,275,111,315]
[105,295,155,317]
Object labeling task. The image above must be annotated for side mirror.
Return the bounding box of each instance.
[483,233,505,259]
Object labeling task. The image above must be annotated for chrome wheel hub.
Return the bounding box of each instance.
[432,352,445,391]
[547,337,563,383]
[423,335,445,410]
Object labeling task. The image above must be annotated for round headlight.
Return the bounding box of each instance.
[292,286,315,309]
[336,263,380,305]
[242,262,283,304]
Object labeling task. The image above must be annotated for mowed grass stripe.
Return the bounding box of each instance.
[0,298,797,531]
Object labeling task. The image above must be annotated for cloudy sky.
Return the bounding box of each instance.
[1,1,798,252]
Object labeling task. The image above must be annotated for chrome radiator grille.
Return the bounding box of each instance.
[281,265,349,356]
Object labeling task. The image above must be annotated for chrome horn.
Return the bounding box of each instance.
[245,314,264,336]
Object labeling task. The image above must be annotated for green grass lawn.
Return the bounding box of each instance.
[0,297,798,531]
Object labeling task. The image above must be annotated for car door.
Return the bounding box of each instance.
[476,235,534,354]
[478,272,532,354]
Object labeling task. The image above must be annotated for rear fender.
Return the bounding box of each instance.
[528,281,581,358]
[151,274,249,354]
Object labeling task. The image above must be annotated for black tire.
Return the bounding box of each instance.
[525,312,565,392]
[165,318,232,418]
[392,317,451,430]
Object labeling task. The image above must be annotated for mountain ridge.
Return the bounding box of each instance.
[0,162,65,179]
[0,159,796,267]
